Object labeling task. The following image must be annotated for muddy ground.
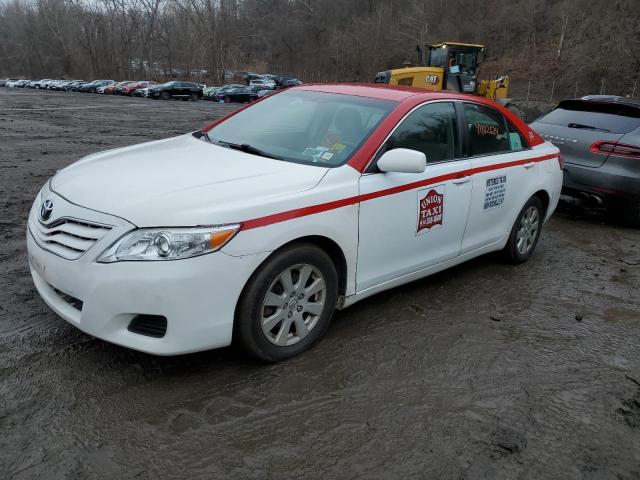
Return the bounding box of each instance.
[1,89,639,479]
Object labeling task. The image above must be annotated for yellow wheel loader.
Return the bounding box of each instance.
[374,42,522,117]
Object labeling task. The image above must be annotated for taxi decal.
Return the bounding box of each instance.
[417,185,445,233]
[484,175,507,209]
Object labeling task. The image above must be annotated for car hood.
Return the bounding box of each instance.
[50,134,329,227]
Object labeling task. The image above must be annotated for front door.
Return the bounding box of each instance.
[357,101,472,292]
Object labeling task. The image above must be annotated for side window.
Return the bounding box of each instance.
[397,77,414,86]
[463,103,511,156]
[507,121,528,151]
[382,102,459,164]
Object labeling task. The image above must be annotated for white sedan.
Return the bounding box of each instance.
[27,84,562,361]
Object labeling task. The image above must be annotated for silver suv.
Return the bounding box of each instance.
[530,96,640,223]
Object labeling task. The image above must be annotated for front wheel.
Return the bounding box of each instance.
[160,91,170,100]
[235,244,338,362]
[502,196,544,264]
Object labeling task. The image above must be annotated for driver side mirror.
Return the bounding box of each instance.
[377,148,426,174]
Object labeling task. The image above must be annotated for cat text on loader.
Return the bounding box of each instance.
[374,42,522,117]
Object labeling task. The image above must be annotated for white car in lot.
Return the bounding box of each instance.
[27,84,562,361]
[249,78,276,89]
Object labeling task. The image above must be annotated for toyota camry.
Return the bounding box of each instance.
[27,84,562,361]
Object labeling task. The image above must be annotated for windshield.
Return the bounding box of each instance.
[202,90,397,166]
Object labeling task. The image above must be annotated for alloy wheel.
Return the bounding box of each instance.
[516,206,540,255]
[261,264,326,346]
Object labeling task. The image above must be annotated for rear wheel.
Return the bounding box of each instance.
[224,96,231,103]
[502,196,544,263]
[235,244,338,362]
[189,93,198,101]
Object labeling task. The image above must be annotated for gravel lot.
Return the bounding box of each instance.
[1,89,639,479]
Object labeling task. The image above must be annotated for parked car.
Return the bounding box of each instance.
[27,84,561,360]
[276,77,303,88]
[212,85,257,103]
[64,80,85,91]
[46,80,64,90]
[530,96,640,223]
[31,79,50,89]
[5,79,22,87]
[131,86,151,98]
[145,81,203,100]
[203,86,222,100]
[249,78,276,90]
[51,80,76,91]
[14,79,30,88]
[79,80,114,93]
[257,89,276,98]
[119,81,156,95]
[102,81,132,94]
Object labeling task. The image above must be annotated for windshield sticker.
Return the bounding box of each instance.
[303,146,329,162]
[320,152,334,161]
[329,143,346,153]
[509,132,523,150]
[484,175,507,209]
[417,185,445,234]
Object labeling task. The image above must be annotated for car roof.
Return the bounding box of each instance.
[294,83,488,103]
[557,98,640,118]
[578,95,640,109]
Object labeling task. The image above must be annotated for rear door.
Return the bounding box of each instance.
[530,100,640,168]
[460,101,538,253]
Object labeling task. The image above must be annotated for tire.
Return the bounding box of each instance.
[160,91,170,100]
[235,244,339,362]
[502,196,544,264]
[189,93,198,101]
[224,96,231,103]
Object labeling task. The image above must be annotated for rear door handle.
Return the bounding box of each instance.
[524,162,535,169]
[452,176,471,185]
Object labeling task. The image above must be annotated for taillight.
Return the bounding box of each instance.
[557,153,564,169]
[590,140,640,158]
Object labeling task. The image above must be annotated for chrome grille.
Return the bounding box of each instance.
[34,218,112,259]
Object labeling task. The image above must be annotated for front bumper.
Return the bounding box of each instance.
[27,186,269,355]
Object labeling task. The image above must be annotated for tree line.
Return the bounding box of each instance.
[1,0,639,100]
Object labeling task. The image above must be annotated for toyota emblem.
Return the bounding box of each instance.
[40,199,54,221]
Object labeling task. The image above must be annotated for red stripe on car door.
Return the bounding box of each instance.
[241,153,557,231]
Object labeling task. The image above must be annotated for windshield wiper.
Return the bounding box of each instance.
[193,130,211,142]
[215,140,283,160]
[567,122,610,132]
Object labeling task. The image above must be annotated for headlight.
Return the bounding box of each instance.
[97,224,241,263]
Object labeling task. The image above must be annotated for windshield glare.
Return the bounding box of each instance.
[204,90,397,166]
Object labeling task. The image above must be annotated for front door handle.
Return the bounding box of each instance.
[524,162,535,169]
[452,176,471,185]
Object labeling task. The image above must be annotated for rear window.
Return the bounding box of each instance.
[537,100,640,134]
